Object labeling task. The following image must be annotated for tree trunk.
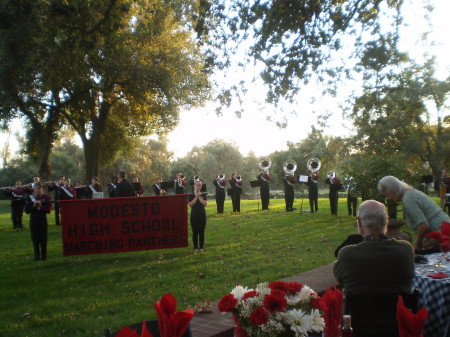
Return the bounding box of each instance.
[33,120,56,181]
[81,106,109,183]
[83,138,100,183]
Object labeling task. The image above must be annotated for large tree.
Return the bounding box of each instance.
[0,0,211,181]
[0,1,67,179]
[349,45,450,180]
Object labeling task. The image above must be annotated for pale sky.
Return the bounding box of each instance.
[1,0,449,159]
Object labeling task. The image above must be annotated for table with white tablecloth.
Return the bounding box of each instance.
[414,253,450,337]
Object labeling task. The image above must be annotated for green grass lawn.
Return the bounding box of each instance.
[0,197,407,337]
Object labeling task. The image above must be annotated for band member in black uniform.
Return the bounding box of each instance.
[132,177,144,196]
[344,177,358,217]
[189,172,200,192]
[307,170,319,213]
[229,172,242,212]
[47,176,65,225]
[24,183,52,261]
[3,180,27,229]
[108,175,118,198]
[59,178,76,201]
[174,172,187,194]
[284,173,296,212]
[188,179,208,252]
[116,170,135,197]
[213,173,227,214]
[257,168,271,210]
[30,176,41,190]
[152,177,165,195]
[87,176,103,198]
[325,172,343,215]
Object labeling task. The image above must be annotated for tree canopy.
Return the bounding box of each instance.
[0,0,211,180]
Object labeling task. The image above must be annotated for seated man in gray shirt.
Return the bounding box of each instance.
[334,200,415,337]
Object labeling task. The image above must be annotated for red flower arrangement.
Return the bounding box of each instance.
[115,293,193,337]
[218,281,325,337]
[426,221,450,253]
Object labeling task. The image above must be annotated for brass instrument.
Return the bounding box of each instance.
[259,158,272,172]
[328,171,336,180]
[283,160,297,175]
[236,175,242,183]
[307,158,321,173]
[217,173,225,180]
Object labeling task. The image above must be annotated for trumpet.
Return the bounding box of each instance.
[217,173,225,180]
[236,175,242,182]
[259,158,271,172]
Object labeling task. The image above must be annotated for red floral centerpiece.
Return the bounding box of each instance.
[115,293,193,337]
[426,221,450,254]
[218,281,326,337]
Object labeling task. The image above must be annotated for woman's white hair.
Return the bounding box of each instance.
[377,175,412,199]
[358,200,388,231]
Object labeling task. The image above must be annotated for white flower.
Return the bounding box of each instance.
[231,285,251,301]
[286,309,312,336]
[309,309,326,332]
[298,285,314,301]
[286,294,301,306]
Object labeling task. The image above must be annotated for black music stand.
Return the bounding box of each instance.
[250,180,261,213]
[75,187,89,199]
[160,181,173,194]
[297,175,309,214]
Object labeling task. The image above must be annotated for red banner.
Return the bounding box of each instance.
[60,195,188,256]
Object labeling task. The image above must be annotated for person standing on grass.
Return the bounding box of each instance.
[188,179,208,253]
[25,183,52,261]
[3,180,27,230]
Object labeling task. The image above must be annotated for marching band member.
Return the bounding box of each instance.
[344,177,358,217]
[24,183,52,261]
[188,179,208,253]
[284,172,296,212]
[174,172,187,194]
[116,170,135,197]
[213,173,227,214]
[88,176,103,198]
[59,178,76,201]
[229,173,242,212]
[325,172,343,215]
[28,176,41,192]
[257,168,271,210]
[307,170,319,213]
[132,177,144,196]
[107,175,118,198]
[152,177,165,196]
[2,180,27,230]
[47,176,65,225]
[189,172,200,191]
